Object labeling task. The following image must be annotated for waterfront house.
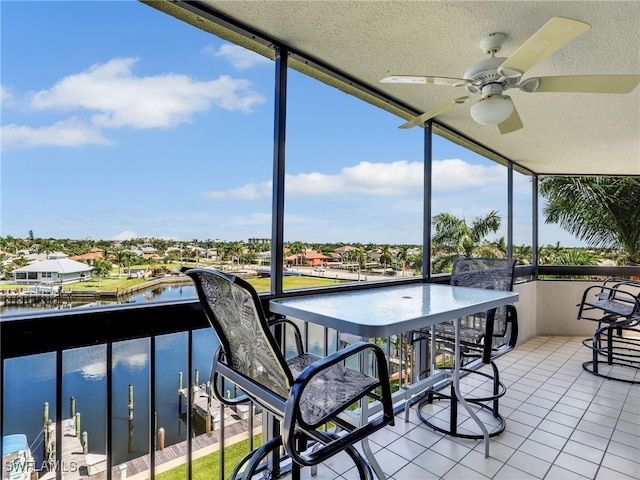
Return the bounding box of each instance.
[70,250,105,266]
[285,249,329,267]
[12,252,93,285]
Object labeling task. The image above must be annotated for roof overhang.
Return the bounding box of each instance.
[144,0,640,176]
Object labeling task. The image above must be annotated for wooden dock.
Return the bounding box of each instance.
[91,398,262,480]
[101,419,263,480]
[31,385,260,479]
[0,290,72,307]
[38,418,98,480]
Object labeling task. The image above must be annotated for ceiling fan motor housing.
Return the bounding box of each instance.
[463,56,507,93]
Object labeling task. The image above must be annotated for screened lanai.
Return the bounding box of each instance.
[1,1,639,479]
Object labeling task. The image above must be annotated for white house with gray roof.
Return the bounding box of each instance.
[12,252,93,285]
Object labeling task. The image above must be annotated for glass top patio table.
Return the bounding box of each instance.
[269,282,519,458]
[269,283,519,338]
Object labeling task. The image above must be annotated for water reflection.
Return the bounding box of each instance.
[0,284,197,316]
[3,327,216,466]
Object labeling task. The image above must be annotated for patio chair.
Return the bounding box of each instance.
[577,277,640,383]
[184,268,395,480]
[408,257,518,439]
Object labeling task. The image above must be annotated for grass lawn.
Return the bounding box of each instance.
[66,276,149,290]
[156,434,262,480]
[250,275,343,291]
[0,275,149,291]
[0,265,342,292]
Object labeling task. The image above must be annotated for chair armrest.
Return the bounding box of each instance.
[282,341,394,465]
[209,346,253,406]
[210,349,289,416]
[269,315,305,356]
[578,285,640,320]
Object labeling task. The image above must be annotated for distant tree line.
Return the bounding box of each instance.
[1,176,637,279]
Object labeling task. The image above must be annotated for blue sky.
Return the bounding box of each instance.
[0,1,582,247]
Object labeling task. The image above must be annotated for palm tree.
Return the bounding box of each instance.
[37,238,56,255]
[379,245,392,272]
[540,176,640,265]
[431,210,502,273]
[190,239,201,267]
[541,248,599,279]
[396,245,410,276]
[513,244,533,265]
[122,251,137,278]
[152,239,169,257]
[221,241,244,270]
[409,247,423,274]
[353,247,367,281]
[288,241,306,266]
[473,240,505,259]
[92,258,112,287]
[112,249,128,279]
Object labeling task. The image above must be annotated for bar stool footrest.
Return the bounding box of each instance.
[416,366,507,440]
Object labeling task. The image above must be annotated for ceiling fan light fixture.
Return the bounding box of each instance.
[470,94,514,125]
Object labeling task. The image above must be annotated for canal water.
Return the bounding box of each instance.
[2,284,219,466]
[2,283,334,467]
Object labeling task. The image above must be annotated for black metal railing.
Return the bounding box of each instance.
[3,265,638,479]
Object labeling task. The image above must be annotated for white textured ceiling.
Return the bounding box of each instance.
[152,1,640,175]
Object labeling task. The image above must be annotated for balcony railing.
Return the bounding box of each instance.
[1,297,424,480]
[2,266,638,479]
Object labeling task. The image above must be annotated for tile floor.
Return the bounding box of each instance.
[305,336,640,479]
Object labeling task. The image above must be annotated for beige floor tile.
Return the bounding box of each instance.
[329,337,640,480]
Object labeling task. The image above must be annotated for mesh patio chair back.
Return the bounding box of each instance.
[449,257,517,354]
[409,258,517,440]
[185,268,395,479]
[189,267,293,398]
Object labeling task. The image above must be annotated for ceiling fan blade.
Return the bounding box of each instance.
[399,96,469,129]
[498,106,523,134]
[499,17,591,77]
[380,75,472,87]
[526,75,640,93]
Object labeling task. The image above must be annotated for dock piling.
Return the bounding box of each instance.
[158,427,165,451]
[128,383,134,420]
[43,401,49,427]
[178,372,183,414]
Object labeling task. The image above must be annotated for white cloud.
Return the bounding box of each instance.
[1,118,113,151]
[0,84,15,107]
[432,158,505,191]
[201,159,505,200]
[203,181,272,200]
[202,43,271,69]
[28,57,266,129]
[112,230,138,241]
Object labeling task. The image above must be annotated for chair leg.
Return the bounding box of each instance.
[607,326,615,365]
[449,381,458,436]
[231,436,282,480]
[404,392,421,423]
[360,437,384,480]
[491,361,500,417]
[592,328,600,375]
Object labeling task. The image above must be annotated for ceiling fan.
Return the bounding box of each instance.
[380,17,640,134]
